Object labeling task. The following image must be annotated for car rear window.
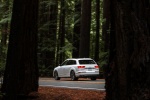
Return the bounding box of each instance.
[79,60,96,64]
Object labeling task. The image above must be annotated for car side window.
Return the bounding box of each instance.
[61,60,68,66]
[72,60,76,65]
[66,60,76,65]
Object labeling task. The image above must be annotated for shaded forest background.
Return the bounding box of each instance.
[0,0,150,100]
[0,0,106,77]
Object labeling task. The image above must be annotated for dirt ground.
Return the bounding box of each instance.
[30,86,106,100]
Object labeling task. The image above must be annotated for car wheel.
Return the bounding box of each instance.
[91,77,96,80]
[54,71,60,80]
[70,71,78,81]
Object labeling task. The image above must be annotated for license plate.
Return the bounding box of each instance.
[88,69,92,71]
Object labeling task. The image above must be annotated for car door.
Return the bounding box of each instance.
[58,60,68,77]
[64,60,77,77]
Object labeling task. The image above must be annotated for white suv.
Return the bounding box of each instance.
[53,58,99,81]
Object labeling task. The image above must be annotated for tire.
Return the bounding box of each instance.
[91,77,96,80]
[54,71,60,80]
[70,71,78,81]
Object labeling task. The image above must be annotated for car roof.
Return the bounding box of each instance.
[66,58,93,60]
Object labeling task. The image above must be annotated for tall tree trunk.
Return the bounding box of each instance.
[58,0,66,63]
[79,0,91,58]
[1,0,39,98]
[106,0,150,100]
[72,0,81,58]
[49,0,58,67]
[94,0,100,62]
[105,0,117,99]
[47,0,58,70]
[102,0,110,52]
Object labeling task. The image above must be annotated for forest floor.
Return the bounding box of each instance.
[29,86,106,100]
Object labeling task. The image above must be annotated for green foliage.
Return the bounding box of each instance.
[0,1,12,25]
[0,91,4,99]
[0,16,11,24]
[0,46,7,77]
[39,65,53,77]
[99,51,109,66]
[0,0,12,77]
[58,42,73,58]
[97,51,109,76]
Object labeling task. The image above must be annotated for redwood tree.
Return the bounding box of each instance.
[79,0,91,58]
[48,0,58,68]
[72,0,81,58]
[1,0,39,99]
[94,0,100,62]
[106,0,150,100]
[57,0,66,64]
[102,0,110,52]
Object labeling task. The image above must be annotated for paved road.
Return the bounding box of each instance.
[39,78,105,91]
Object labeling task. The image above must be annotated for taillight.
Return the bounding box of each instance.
[95,66,99,68]
[78,66,85,68]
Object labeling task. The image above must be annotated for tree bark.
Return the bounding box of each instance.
[106,0,150,100]
[94,0,100,62]
[48,0,58,68]
[102,0,110,52]
[58,0,66,64]
[79,0,91,58]
[72,0,81,58]
[1,0,39,98]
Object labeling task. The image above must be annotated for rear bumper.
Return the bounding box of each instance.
[76,71,99,78]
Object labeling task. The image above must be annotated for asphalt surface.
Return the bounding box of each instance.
[39,78,105,91]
